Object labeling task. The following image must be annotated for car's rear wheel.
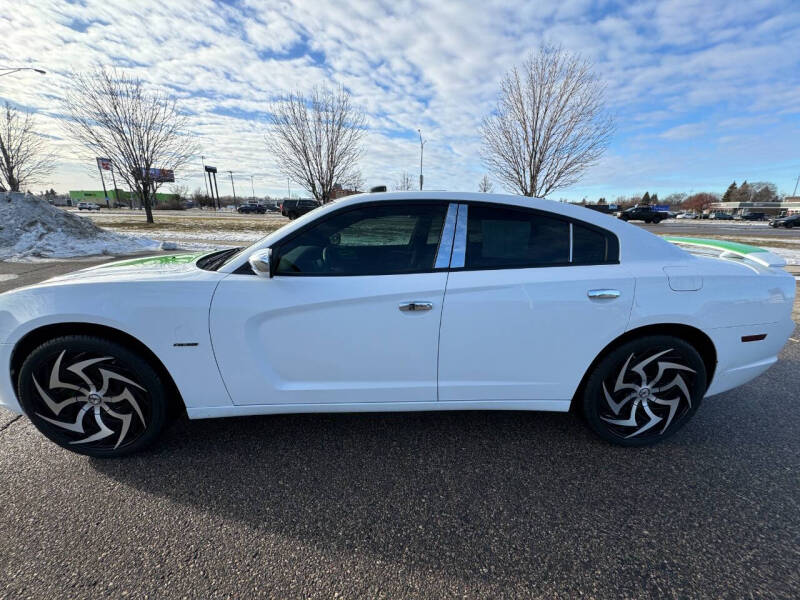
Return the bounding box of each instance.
[17,336,168,458]
[582,335,707,446]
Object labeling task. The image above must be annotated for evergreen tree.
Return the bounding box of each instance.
[721,181,737,202]
[641,191,651,205]
[651,193,659,204]
[736,180,752,203]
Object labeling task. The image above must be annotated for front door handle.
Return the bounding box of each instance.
[399,302,433,312]
[587,289,621,299]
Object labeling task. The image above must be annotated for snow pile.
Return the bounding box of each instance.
[0,195,162,260]
[764,246,800,266]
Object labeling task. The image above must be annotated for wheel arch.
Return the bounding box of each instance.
[571,323,717,411]
[10,322,186,414]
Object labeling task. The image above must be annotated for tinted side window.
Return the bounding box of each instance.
[572,223,617,264]
[465,205,569,269]
[275,203,447,276]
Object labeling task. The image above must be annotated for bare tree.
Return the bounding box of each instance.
[682,192,718,213]
[478,174,494,193]
[395,171,415,191]
[267,86,365,203]
[0,102,55,192]
[480,45,613,198]
[61,68,196,223]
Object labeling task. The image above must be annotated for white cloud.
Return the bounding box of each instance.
[0,0,798,199]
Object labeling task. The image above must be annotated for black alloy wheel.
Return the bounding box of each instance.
[17,336,168,457]
[582,335,707,446]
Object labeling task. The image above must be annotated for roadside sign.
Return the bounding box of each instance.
[96,157,112,170]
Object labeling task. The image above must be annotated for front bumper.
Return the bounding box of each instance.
[0,344,22,414]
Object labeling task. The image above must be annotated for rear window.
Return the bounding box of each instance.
[465,205,570,268]
[462,204,619,269]
[572,223,618,264]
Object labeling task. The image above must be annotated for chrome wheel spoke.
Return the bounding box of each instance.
[70,407,115,445]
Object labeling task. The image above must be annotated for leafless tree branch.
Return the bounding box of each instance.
[0,102,56,192]
[266,87,365,203]
[480,45,614,198]
[61,67,197,223]
[478,174,494,193]
[395,171,415,191]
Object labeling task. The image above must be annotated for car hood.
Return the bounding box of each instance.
[42,252,213,284]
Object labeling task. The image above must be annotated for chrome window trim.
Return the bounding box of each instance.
[450,203,468,268]
[434,203,459,269]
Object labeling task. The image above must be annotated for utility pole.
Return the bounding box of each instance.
[201,155,210,205]
[250,175,255,200]
[417,129,425,190]
[287,177,290,199]
[793,174,800,197]
[228,170,237,207]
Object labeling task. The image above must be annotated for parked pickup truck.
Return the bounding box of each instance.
[237,202,267,214]
[280,199,321,219]
[616,205,667,224]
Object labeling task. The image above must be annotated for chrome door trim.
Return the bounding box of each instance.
[450,204,468,268]
[398,302,434,311]
[434,203,459,269]
[587,289,621,299]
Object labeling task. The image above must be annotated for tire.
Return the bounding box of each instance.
[582,335,707,446]
[786,222,794,229]
[288,211,298,220]
[17,335,168,458]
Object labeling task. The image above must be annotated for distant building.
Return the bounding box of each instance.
[707,199,800,216]
[69,189,178,206]
[329,183,360,200]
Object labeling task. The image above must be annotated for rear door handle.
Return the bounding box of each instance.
[399,302,433,312]
[587,289,621,299]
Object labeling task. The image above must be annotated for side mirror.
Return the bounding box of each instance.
[248,248,273,278]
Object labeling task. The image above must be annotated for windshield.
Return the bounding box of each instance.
[218,202,328,269]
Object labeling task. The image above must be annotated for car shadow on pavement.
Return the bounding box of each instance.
[87,365,800,597]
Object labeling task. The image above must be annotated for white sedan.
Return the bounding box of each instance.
[0,192,795,457]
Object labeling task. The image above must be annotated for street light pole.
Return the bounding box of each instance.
[228,171,237,207]
[0,67,46,77]
[250,175,255,200]
[417,129,426,191]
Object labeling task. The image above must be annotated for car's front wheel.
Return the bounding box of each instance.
[581,335,707,446]
[17,335,168,458]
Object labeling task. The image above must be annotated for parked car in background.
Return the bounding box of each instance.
[769,214,800,228]
[616,205,667,224]
[1,191,794,457]
[280,198,321,219]
[736,212,766,221]
[237,202,267,214]
[708,212,733,220]
[676,212,699,219]
[77,202,100,211]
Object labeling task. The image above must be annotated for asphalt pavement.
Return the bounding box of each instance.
[0,257,799,599]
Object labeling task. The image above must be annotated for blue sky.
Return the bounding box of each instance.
[1,0,799,200]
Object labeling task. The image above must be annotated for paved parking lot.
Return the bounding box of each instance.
[1,257,799,599]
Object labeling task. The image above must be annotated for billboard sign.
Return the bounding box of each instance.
[204,165,217,174]
[96,157,112,171]
[654,204,670,212]
[138,168,175,183]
